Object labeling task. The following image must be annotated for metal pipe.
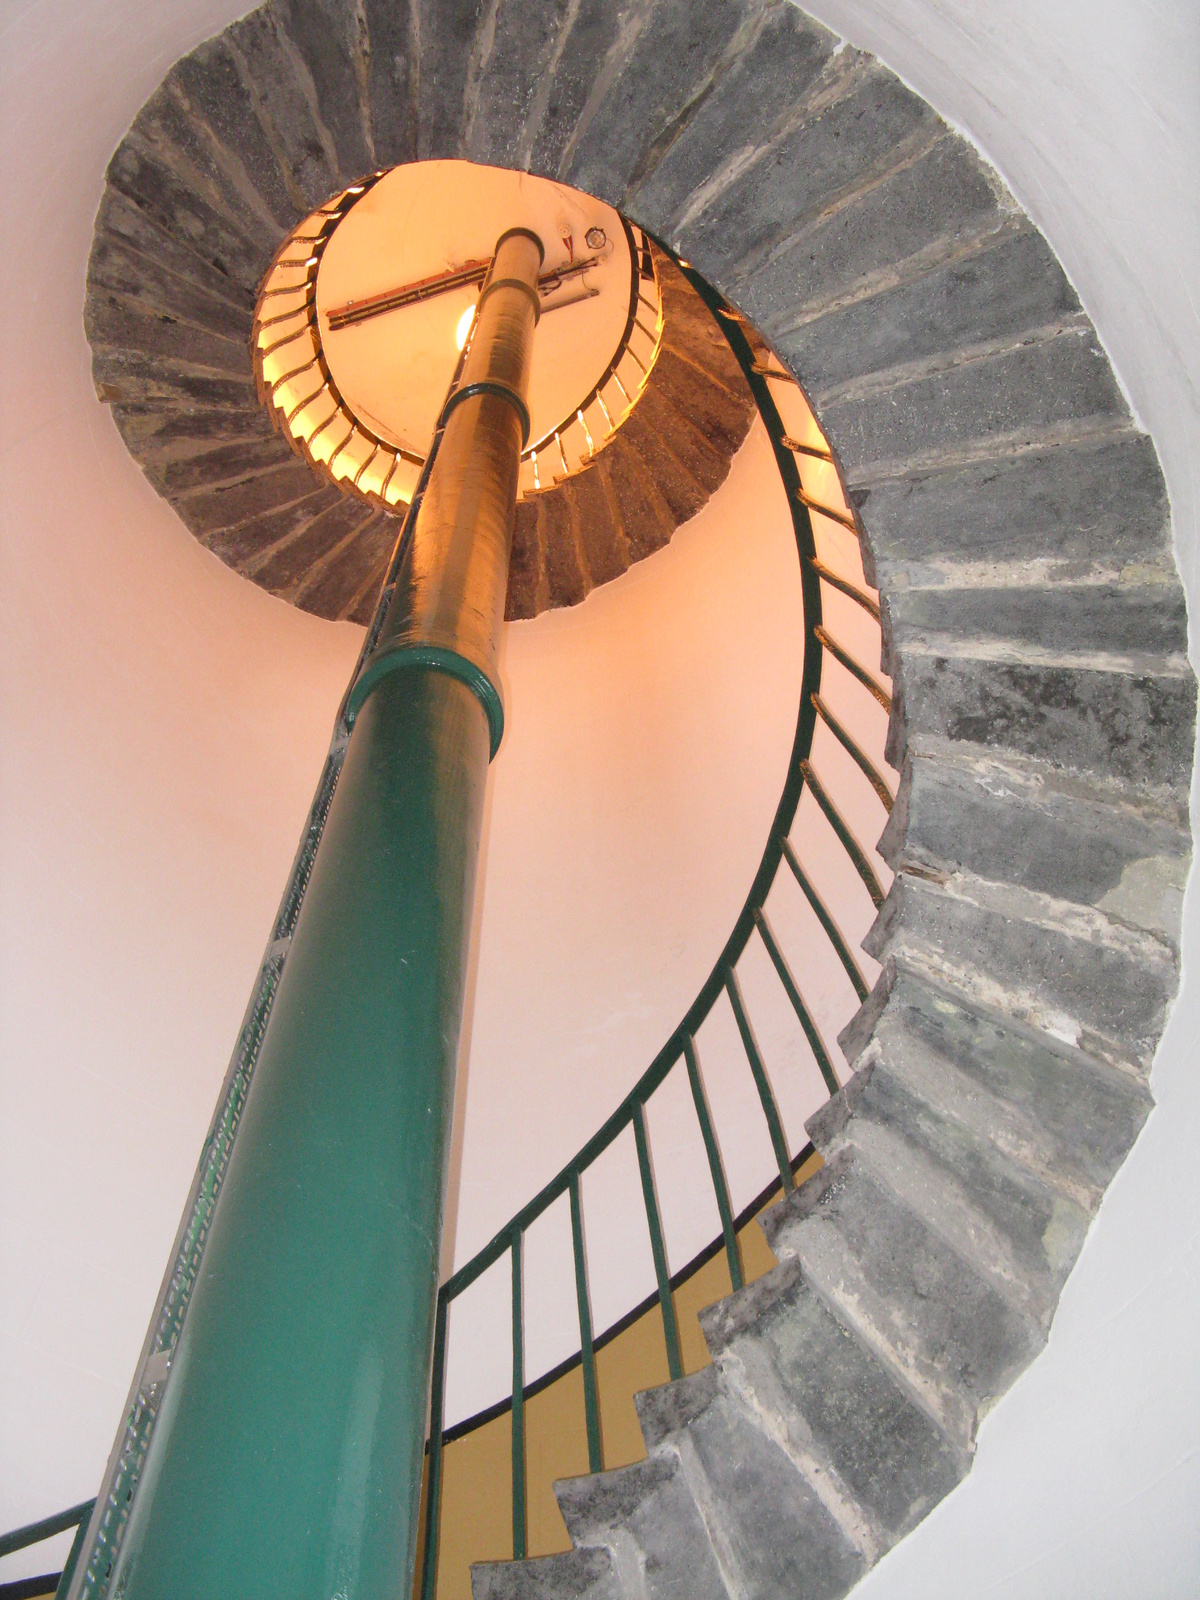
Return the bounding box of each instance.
[106,226,543,1600]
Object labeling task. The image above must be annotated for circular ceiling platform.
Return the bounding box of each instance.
[87,149,755,626]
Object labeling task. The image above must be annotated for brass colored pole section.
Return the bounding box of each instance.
[349,226,545,755]
[105,228,542,1600]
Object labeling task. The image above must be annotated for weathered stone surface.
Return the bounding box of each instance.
[562,0,771,207]
[891,746,1191,929]
[133,82,286,251]
[104,136,272,294]
[888,578,1189,659]
[777,225,1076,400]
[95,188,255,316]
[593,442,675,563]
[94,356,258,413]
[619,409,708,526]
[171,458,328,537]
[839,1064,1092,1319]
[415,0,491,160]
[820,325,1128,480]
[147,434,295,495]
[295,510,395,618]
[248,494,371,593]
[740,136,1003,342]
[562,471,629,588]
[360,0,419,168]
[867,969,1154,1203]
[868,872,1180,1071]
[113,404,277,453]
[506,499,546,621]
[849,430,1171,568]
[702,1258,963,1544]
[654,348,751,459]
[557,1455,730,1600]
[472,1546,620,1600]
[674,65,937,288]
[631,384,732,496]
[86,292,252,377]
[269,0,375,180]
[170,38,302,231]
[203,485,345,567]
[626,1,835,232]
[526,0,630,178]
[226,8,344,207]
[899,649,1196,790]
[763,1149,1040,1446]
[464,0,576,168]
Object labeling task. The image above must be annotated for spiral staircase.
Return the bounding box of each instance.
[1,3,1194,1599]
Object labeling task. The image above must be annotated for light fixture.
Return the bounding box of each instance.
[455,304,475,351]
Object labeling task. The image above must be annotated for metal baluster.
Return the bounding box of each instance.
[682,1035,743,1291]
[569,1172,603,1473]
[812,692,895,810]
[753,909,841,1096]
[815,625,891,710]
[511,1230,527,1561]
[418,1292,449,1600]
[632,1100,683,1381]
[801,759,886,908]
[808,558,881,620]
[780,837,870,1002]
[724,967,794,1193]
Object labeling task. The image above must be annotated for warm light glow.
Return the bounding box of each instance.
[455,305,475,351]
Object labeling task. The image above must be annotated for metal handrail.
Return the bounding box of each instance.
[39,234,893,1600]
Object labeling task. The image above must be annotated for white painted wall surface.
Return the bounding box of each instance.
[0,0,1196,1591]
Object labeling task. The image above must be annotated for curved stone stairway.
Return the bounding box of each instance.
[76,3,1194,1598]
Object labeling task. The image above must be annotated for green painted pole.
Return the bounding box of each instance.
[107,228,544,1600]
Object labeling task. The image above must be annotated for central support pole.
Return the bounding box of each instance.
[108,228,543,1600]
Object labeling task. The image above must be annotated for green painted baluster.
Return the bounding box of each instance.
[780,837,870,1003]
[724,967,794,1192]
[569,1172,603,1473]
[511,1230,526,1560]
[682,1035,743,1291]
[754,909,841,1096]
[632,1099,683,1381]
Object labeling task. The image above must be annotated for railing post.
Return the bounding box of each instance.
[100,229,544,1600]
[569,1172,604,1473]
[511,1230,527,1561]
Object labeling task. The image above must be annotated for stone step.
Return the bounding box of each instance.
[773,222,1079,402]
[847,967,1155,1210]
[892,645,1196,794]
[555,1453,733,1600]
[560,1364,869,1600]
[818,322,1128,485]
[813,1057,1092,1326]
[267,0,389,180]
[760,1145,1041,1449]
[88,230,249,345]
[864,870,1179,1072]
[224,8,348,209]
[86,289,253,381]
[882,744,1191,947]
[626,1,838,237]
[886,576,1189,662]
[695,1258,965,1549]
[472,1545,621,1600]
[669,57,938,291]
[169,39,304,233]
[559,0,778,210]
[850,428,1171,574]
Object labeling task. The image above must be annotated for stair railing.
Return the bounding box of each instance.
[414,250,896,1596]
